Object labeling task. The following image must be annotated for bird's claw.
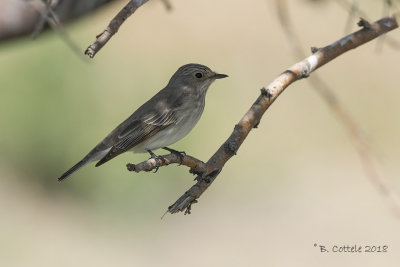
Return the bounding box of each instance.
[153,155,166,173]
[146,149,166,173]
[163,147,186,165]
[126,163,136,172]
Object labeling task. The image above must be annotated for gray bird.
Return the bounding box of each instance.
[58,63,228,181]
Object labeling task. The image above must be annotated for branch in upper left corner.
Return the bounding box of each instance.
[85,0,149,58]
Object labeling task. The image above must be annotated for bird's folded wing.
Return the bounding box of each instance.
[95,109,178,166]
[116,109,179,148]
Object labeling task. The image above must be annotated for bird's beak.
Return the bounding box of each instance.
[212,73,229,79]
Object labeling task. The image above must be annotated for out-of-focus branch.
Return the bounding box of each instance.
[0,0,116,42]
[84,0,149,58]
[31,1,86,60]
[344,0,359,33]
[276,0,400,216]
[159,0,172,11]
[335,0,400,49]
[127,15,398,215]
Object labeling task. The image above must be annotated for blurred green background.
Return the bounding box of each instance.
[1,0,400,266]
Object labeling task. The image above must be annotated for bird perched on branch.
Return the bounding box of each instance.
[58,63,228,181]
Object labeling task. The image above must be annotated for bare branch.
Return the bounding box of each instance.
[85,0,149,58]
[127,153,206,175]
[335,0,400,50]
[277,0,400,216]
[166,15,399,215]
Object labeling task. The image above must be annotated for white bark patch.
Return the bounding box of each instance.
[306,55,318,72]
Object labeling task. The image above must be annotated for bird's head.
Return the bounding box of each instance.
[168,63,228,94]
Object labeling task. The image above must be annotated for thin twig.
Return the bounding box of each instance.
[335,0,400,50]
[276,0,400,216]
[126,153,206,175]
[31,0,52,38]
[85,0,149,58]
[28,0,87,61]
[344,0,359,33]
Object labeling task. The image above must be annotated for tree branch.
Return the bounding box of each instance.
[127,153,206,175]
[276,1,400,215]
[0,0,116,42]
[164,15,398,215]
[84,0,149,58]
[335,0,400,50]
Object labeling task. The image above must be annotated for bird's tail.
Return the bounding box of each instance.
[58,158,89,181]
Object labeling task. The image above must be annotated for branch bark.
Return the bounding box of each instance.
[160,15,397,214]
[85,0,149,58]
[276,1,400,216]
[127,153,206,174]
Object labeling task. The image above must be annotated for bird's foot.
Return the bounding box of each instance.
[146,149,166,173]
[163,147,186,165]
[126,163,136,172]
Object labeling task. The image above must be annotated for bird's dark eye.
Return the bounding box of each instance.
[195,72,203,79]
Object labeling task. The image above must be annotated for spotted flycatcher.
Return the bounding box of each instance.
[58,63,228,181]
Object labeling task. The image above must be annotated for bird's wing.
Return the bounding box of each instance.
[95,109,179,166]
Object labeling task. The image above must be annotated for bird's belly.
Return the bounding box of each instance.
[133,108,203,153]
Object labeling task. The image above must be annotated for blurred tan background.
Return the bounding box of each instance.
[1,0,400,266]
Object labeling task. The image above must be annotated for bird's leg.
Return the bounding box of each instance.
[146,149,165,173]
[162,147,186,165]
